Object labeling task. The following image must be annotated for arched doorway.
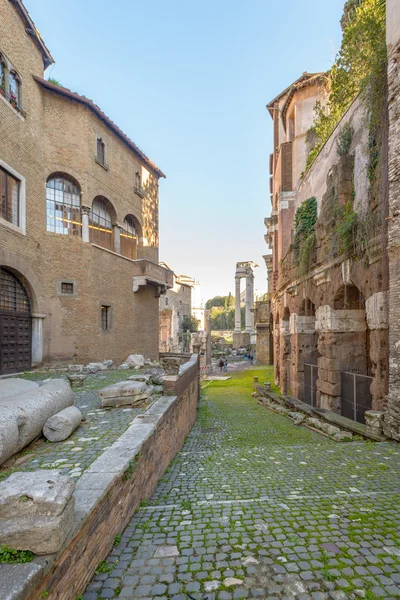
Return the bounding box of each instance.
[0,267,32,374]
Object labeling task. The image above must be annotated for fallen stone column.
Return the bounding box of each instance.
[0,379,39,401]
[0,470,75,554]
[43,406,83,442]
[0,379,75,466]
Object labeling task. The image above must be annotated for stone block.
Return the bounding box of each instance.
[0,379,75,466]
[68,364,84,372]
[0,470,75,554]
[99,381,153,407]
[84,362,107,373]
[43,406,83,442]
[0,379,39,401]
[316,378,340,397]
[334,431,353,441]
[127,374,151,384]
[102,360,115,369]
[68,373,86,386]
[124,354,145,368]
[365,410,385,435]
[316,305,367,333]
[319,393,341,413]
[366,292,388,330]
[327,425,341,437]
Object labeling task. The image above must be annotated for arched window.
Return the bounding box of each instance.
[89,197,113,250]
[9,71,20,109]
[120,215,138,259]
[46,174,81,235]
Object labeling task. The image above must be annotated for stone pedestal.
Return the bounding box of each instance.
[232,332,250,350]
[0,471,75,555]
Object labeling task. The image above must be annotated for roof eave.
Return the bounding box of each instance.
[34,76,166,179]
[10,0,54,68]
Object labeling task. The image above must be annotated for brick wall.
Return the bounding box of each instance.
[26,355,199,600]
[0,0,164,368]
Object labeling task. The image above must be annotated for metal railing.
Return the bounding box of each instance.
[341,370,372,424]
[304,363,318,407]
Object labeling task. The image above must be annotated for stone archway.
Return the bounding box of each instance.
[0,250,45,369]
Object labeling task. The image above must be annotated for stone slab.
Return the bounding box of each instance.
[98,381,147,399]
[0,564,44,600]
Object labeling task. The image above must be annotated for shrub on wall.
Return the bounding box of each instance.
[306,0,386,170]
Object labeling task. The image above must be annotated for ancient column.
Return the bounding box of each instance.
[81,205,91,243]
[113,223,122,254]
[245,272,254,332]
[235,276,241,332]
[31,314,46,365]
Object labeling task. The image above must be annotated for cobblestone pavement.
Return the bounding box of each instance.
[0,370,149,480]
[85,368,400,600]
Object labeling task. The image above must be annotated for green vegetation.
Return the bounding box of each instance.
[0,545,34,564]
[95,561,113,574]
[306,0,386,170]
[181,314,199,332]
[293,197,317,274]
[336,122,354,156]
[47,77,62,87]
[114,534,121,547]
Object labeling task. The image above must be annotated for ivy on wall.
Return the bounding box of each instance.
[306,0,386,171]
[293,197,318,274]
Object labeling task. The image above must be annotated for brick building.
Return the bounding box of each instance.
[0,0,172,374]
[159,265,195,353]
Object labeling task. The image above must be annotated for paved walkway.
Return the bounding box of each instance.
[84,368,400,600]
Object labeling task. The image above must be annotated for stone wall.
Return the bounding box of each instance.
[8,355,199,600]
[384,0,400,439]
[270,95,389,417]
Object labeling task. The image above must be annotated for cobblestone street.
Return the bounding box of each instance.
[85,367,400,600]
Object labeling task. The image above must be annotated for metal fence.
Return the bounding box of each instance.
[340,370,372,424]
[304,363,318,407]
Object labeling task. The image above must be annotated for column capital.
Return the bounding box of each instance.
[81,204,91,216]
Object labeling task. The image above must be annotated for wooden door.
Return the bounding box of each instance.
[0,268,32,375]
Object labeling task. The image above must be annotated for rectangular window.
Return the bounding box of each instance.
[101,304,111,330]
[96,138,105,165]
[61,282,74,295]
[134,171,143,197]
[0,166,19,226]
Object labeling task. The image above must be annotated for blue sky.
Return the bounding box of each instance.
[25,0,345,303]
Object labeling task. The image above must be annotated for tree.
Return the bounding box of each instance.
[205,296,226,310]
[181,315,199,332]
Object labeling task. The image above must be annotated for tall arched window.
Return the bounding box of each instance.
[120,215,138,259]
[89,197,113,250]
[46,174,81,235]
[9,71,20,109]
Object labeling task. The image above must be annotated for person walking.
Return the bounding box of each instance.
[223,358,228,373]
[218,358,224,372]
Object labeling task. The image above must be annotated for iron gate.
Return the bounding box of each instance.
[304,363,318,407]
[341,371,372,424]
